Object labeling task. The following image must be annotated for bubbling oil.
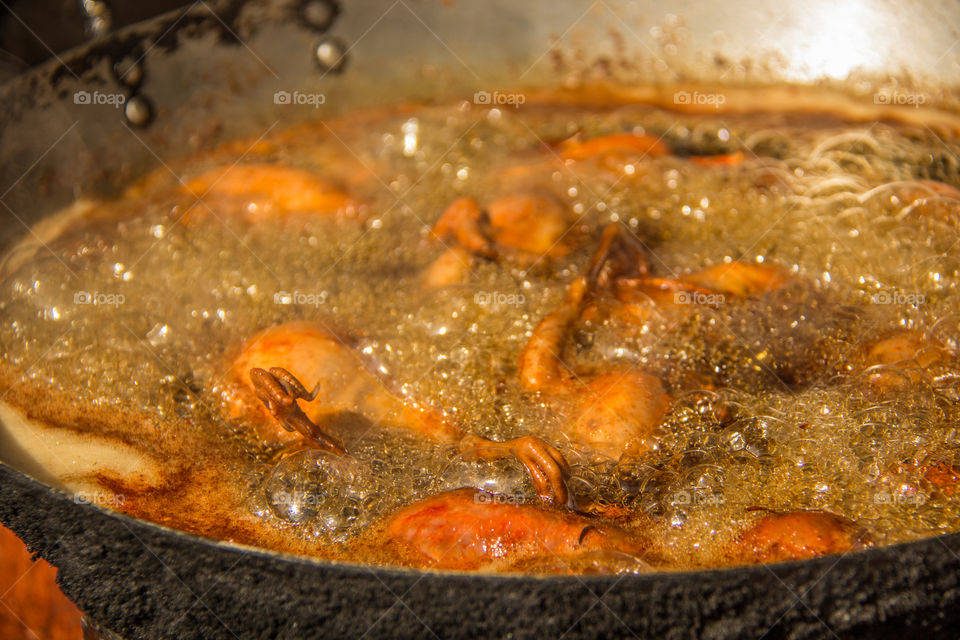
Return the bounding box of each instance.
[1,96,959,569]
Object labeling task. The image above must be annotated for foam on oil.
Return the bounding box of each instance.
[1,98,958,567]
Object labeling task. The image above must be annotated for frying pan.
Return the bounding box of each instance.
[1,1,960,638]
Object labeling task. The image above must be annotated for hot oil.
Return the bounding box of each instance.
[0,97,958,570]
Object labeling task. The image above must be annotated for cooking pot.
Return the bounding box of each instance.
[1,1,959,638]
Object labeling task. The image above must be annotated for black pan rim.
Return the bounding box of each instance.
[4,460,955,583]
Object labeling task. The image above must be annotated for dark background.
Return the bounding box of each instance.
[0,0,190,81]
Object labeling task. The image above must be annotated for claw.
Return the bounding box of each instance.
[457,434,571,506]
[510,435,572,507]
[586,223,651,290]
[431,197,496,258]
[431,194,573,265]
[518,224,673,461]
[249,367,347,454]
[266,366,315,401]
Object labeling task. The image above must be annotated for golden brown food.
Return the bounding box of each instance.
[853,330,955,394]
[924,460,960,497]
[2,89,959,575]
[560,132,670,161]
[737,510,864,564]
[379,488,646,571]
[518,273,673,459]
[227,322,572,504]
[428,192,574,280]
[183,163,363,222]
